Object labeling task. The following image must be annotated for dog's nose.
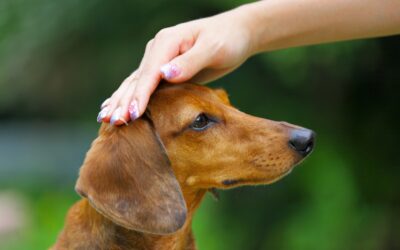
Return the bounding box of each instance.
[288,129,315,156]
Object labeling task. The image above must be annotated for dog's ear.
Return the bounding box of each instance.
[75,117,187,235]
[214,88,230,105]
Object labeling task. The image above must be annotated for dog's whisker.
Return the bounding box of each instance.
[208,188,220,201]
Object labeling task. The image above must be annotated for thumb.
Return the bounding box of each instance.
[160,42,210,83]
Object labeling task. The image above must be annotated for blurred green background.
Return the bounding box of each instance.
[0,0,399,249]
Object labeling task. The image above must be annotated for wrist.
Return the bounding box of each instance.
[232,2,271,56]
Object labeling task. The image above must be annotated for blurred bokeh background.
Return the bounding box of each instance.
[0,0,399,249]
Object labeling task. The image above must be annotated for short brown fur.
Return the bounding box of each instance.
[52,83,310,250]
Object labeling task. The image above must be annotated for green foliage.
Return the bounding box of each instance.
[0,188,78,250]
[0,0,399,249]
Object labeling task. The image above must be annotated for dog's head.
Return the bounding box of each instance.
[76,83,315,235]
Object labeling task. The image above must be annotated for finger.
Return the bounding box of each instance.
[108,39,155,125]
[99,71,137,123]
[133,31,191,116]
[110,74,139,126]
[160,39,210,83]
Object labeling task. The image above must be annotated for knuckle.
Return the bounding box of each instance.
[122,76,130,83]
[156,28,172,39]
[110,91,121,101]
[146,39,154,49]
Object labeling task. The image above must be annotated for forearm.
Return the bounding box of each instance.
[237,0,400,54]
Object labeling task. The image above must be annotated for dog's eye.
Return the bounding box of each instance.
[190,113,212,131]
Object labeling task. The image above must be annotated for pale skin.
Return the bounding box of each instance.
[97,0,400,126]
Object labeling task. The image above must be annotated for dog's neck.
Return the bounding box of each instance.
[182,186,208,215]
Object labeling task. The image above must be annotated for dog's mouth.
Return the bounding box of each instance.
[220,167,295,188]
[218,151,313,189]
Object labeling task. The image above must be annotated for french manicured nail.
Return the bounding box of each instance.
[128,100,139,121]
[100,98,110,109]
[97,107,109,123]
[110,107,121,125]
[160,63,181,80]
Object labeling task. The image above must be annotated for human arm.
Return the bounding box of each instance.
[99,0,400,125]
[245,0,400,53]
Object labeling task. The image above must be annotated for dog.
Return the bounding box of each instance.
[52,83,315,250]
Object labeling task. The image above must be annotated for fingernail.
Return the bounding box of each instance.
[128,100,139,121]
[97,107,109,123]
[100,98,110,109]
[110,107,121,125]
[160,63,181,80]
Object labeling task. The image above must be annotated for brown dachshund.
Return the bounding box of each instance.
[52,83,314,250]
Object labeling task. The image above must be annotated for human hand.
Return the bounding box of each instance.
[97,6,256,125]
[98,0,400,126]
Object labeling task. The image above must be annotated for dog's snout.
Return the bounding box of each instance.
[288,129,315,157]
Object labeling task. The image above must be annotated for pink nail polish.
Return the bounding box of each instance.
[97,107,109,123]
[129,101,139,121]
[110,107,121,125]
[160,63,181,80]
